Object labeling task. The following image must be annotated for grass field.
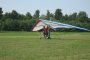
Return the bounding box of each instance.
[0,32,90,60]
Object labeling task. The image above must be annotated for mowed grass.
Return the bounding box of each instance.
[0,32,90,60]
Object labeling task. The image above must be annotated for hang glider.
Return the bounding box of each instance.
[32,19,89,31]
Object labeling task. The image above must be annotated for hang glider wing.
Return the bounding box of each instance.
[41,20,89,31]
[32,20,45,31]
[32,19,89,31]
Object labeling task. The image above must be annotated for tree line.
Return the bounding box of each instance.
[0,7,90,32]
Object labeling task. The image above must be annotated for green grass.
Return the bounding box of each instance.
[0,32,90,60]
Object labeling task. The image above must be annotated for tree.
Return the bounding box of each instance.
[2,19,20,31]
[46,10,51,20]
[0,8,90,32]
[0,7,3,20]
[20,20,33,31]
[50,13,54,18]
[19,14,26,20]
[55,9,62,20]
[11,10,19,19]
[64,14,68,20]
[2,12,11,20]
[68,12,77,20]
[77,11,88,22]
[26,12,32,20]
[34,10,40,19]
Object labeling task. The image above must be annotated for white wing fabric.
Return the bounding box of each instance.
[41,20,89,31]
[32,19,89,31]
[32,20,45,31]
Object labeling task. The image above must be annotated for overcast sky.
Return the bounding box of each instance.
[0,0,90,17]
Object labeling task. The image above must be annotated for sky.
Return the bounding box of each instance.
[0,0,90,17]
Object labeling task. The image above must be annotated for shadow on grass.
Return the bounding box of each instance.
[45,38,87,40]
